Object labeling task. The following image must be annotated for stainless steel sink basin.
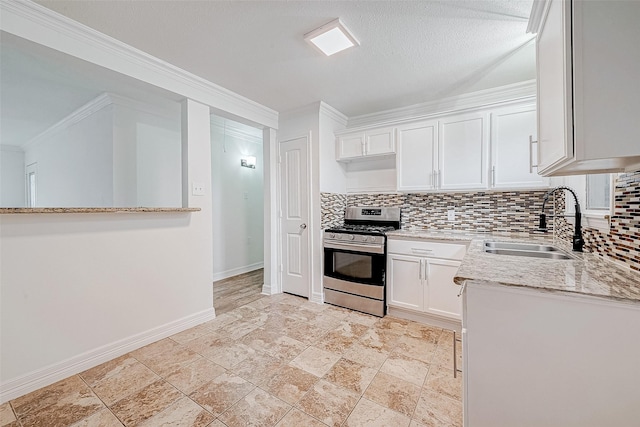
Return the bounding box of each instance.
[484,241,574,260]
[484,241,560,252]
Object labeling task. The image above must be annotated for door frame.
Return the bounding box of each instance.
[276,132,313,299]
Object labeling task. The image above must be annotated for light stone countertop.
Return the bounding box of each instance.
[386,228,640,303]
[0,207,201,214]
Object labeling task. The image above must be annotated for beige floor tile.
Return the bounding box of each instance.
[283,322,332,345]
[0,402,16,426]
[264,366,319,405]
[295,380,359,427]
[138,396,214,427]
[342,341,389,369]
[136,341,203,377]
[316,321,369,354]
[289,347,341,377]
[363,371,421,417]
[323,358,377,395]
[262,335,308,362]
[205,312,242,331]
[163,358,227,394]
[345,398,411,427]
[10,375,91,417]
[219,387,291,427]
[19,385,104,427]
[241,328,282,353]
[380,353,430,387]
[79,355,138,388]
[375,316,411,335]
[409,420,428,427]
[345,311,380,327]
[207,420,228,427]
[322,305,351,319]
[69,408,123,427]
[313,312,344,330]
[358,327,400,353]
[90,360,160,405]
[430,331,462,369]
[182,331,232,355]
[188,372,255,417]
[110,379,182,426]
[275,408,328,427]
[423,364,462,401]
[203,341,257,369]
[394,335,438,363]
[220,319,262,340]
[412,390,462,427]
[169,324,213,344]
[231,351,286,387]
[404,323,443,343]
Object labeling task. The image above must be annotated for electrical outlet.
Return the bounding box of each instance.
[192,182,205,196]
[447,208,456,221]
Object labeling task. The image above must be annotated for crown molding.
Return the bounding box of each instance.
[346,80,536,130]
[22,93,113,151]
[319,102,348,127]
[527,0,548,34]
[0,0,278,129]
[210,116,263,145]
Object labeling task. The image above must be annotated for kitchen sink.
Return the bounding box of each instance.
[484,241,574,260]
[484,241,560,252]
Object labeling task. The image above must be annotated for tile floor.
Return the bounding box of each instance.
[1,275,462,427]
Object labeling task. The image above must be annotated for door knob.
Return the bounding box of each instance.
[300,223,307,230]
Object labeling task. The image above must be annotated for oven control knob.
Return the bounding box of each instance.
[348,235,355,241]
[329,233,335,239]
[362,236,369,242]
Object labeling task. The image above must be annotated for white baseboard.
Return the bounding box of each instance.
[0,308,216,404]
[212,262,264,282]
[310,291,324,305]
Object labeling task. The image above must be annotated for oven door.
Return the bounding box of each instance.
[323,245,385,286]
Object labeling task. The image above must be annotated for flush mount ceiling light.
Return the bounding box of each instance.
[241,156,257,169]
[304,18,360,56]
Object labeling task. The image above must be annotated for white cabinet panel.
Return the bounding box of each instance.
[438,113,488,190]
[425,259,461,320]
[387,254,424,311]
[366,127,395,156]
[396,121,438,191]
[337,133,365,160]
[490,104,548,189]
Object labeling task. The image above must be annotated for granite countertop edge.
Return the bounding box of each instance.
[386,228,640,303]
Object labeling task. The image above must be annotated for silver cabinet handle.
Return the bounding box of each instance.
[300,223,307,230]
[419,259,424,280]
[438,170,442,189]
[411,248,433,254]
[529,135,538,173]
[491,166,496,187]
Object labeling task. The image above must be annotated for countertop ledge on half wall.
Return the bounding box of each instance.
[386,228,640,304]
[0,207,201,214]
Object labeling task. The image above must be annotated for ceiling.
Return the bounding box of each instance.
[33,0,536,118]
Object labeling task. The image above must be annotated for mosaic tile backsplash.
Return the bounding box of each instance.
[322,169,640,271]
[556,170,640,272]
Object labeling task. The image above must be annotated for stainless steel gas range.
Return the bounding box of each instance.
[323,206,401,317]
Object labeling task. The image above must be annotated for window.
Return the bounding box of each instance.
[26,163,37,207]
[586,173,611,211]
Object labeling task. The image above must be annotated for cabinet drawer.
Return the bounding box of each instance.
[387,239,467,260]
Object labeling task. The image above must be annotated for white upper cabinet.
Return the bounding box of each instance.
[336,127,395,162]
[396,120,438,191]
[490,104,548,189]
[438,112,488,190]
[532,0,640,175]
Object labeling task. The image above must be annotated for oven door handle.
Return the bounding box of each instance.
[323,241,385,254]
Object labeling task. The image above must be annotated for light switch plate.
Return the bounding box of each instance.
[447,209,456,221]
[192,182,205,196]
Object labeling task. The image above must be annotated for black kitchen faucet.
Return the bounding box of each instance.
[538,186,584,252]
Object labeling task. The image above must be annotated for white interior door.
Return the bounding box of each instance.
[279,136,310,297]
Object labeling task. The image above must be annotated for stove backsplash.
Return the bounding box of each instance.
[321,169,640,272]
[321,190,559,233]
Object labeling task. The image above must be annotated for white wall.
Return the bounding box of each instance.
[24,105,114,207]
[319,103,348,194]
[0,99,214,402]
[0,146,25,207]
[210,117,264,280]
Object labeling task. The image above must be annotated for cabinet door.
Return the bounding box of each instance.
[396,121,438,191]
[490,105,548,189]
[536,0,574,173]
[337,133,365,160]
[365,127,395,156]
[438,113,488,190]
[424,258,461,320]
[387,254,424,311]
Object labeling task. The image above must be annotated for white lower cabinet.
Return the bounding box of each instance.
[387,238,466,326]
[463,281,640,427]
